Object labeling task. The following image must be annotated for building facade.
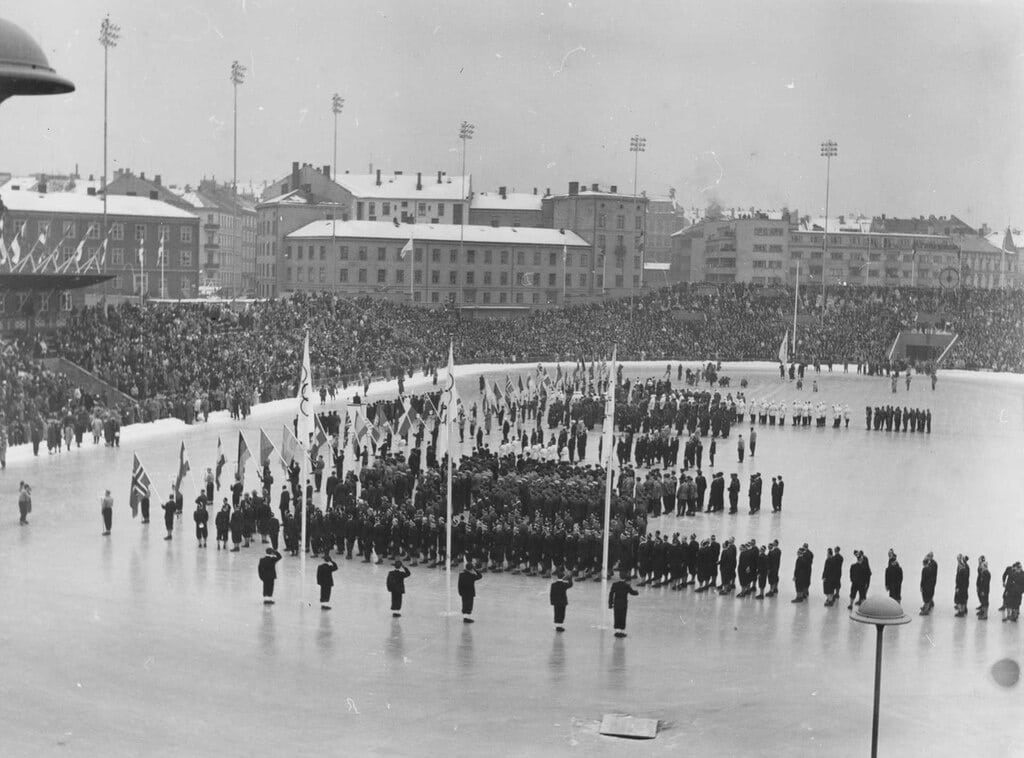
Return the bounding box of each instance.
[541,182,648,297]
[283,221,589,308]
[676,213,1016,289]
[0,189,199,303]
[175,181,257,297]
[469,188,544,228]
[334,170,470,225]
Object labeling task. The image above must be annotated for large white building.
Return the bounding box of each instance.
[283,220,589,309]
[333,170,471,225]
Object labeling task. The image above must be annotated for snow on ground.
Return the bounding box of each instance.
[2,362,1022,757]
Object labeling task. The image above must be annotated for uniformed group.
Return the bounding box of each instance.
[865,405,932,433]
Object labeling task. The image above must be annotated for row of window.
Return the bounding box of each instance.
[103,248,194,267]
[284,243,627,270]
[790,234,957,250]
[4,220,193,243]
[287,266,598,288]
[752,227,785,237]
[751,260,784,269]
[751,244,785,253]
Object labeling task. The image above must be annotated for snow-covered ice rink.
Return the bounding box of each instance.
[2,361,1022,757]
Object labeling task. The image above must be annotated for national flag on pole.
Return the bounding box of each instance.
[215,437,226,489]
[505,375,515,401]
[517,374,524,394]
[137,237,145,265]
[311,414,329,459]
[11,223,24,265]
[237,431,251,480]
[130,453,152,519]
[0,216,7,265]
[603,346,618,465]
[99,237,109,267]
[281,424,301,470]
[492,380,503,405]
[73,236,86,264]
[1002,228,1018,255]
[158,232,165,262]
[297,331,313,446]
[442,340,457,418]
[259,427,276,468]
[400,233,414,259]
[778,330,789,364]
[175,441,190,492]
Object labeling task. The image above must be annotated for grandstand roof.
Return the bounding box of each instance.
[470,191,542,212]
[334,173,470,202]
[287,220,590,247]
[0,271,115,291]
[0,189,197,219]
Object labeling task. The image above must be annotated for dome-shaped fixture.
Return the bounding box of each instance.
[850,596,911,626]
[0,18,74,105]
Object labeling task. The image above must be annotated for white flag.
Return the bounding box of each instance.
[297,331,314,446]
[400,233,413,259]
[778,330,789,364]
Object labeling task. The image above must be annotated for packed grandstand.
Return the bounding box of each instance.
[0,283,1021,446]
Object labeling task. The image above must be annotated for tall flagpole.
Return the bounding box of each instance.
[444,340,456,613]
[792,259,799,355]
[600,344,617,628]
[298,330,313,600]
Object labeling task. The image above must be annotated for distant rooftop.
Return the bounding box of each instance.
[333,172,470,202]
[0,189,197,219]
[470,191,543,212]
[287,220,589,247]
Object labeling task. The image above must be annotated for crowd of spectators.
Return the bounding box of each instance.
[0,283,1021,447]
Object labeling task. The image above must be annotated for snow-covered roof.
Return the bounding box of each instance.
[470,191,542,212]
[259,189,314,206]
[0,175,39,191]
[0,189,197,219]
[333,173,470,201]
[287,220,589,247]
[801,215,873,233]
[985,230,1022,255]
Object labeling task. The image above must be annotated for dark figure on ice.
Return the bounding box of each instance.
[459,561,482,623]
[387,560,411,617]
[550,568,573,632]
[608,569,639,638]
[920,552,938,615]
[258,548,282,604]
[317,552,338,610]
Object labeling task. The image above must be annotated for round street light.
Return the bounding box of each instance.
[0,17,74,105]
[850,596,911,758]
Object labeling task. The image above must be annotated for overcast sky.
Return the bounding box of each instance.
[2,0,1022,227]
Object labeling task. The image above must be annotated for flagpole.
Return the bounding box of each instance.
[562,246,567,304]
[600,344,617,629]
[792,259,799,355]
[445,341,455,615]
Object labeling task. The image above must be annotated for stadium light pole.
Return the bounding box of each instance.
[459,121,474,307]
[630,135,646,293]
[331,93,345,177]
[850,597,911,758]
[99,15,120,249]
[230,60,246,193]
[819,140,837,323]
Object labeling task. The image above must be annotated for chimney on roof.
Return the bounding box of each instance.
[533,187,537,195]
[376,169,381,186]
[322,165,330,179]
[89,174,94,181]
[545,187,550,196]
[610,185,618,194]
[416,172,422,191]
[568,181,579,196]
[140,171,146,180]
[87,187,96,196]
[591,183,599,192]
[499,186,507,199]
[38,180,47,193]
[155,174,162,186]
[149,190,159,200]
[292,162,300,193]
[437,171,442,184]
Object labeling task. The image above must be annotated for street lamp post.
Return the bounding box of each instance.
[99,15,120,250]
[331,93,345,177]
[458,121,474,307]
[850,596,911,758]
[819,140,837,322]
[230,60,246,193]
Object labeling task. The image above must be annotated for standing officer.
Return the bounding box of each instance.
[976,556,991,620]
[549,567,573,632]
[458,560,483,623]
[920,552,938,615]
[608,569,639,638]
[317,552,338,610]
[258,547,282,604]
[100,489,113,536]
[387,559,412,617]
[885,550,903,602]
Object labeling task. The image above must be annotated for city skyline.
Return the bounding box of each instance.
[0,0,1021,228]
